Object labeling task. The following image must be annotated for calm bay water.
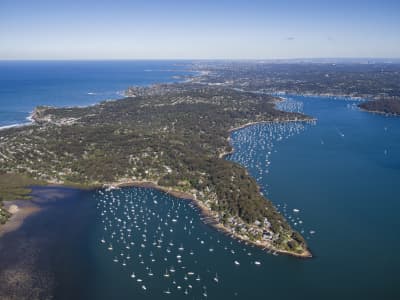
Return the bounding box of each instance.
[0,62,399,299]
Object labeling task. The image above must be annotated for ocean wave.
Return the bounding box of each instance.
[0,113,34,131]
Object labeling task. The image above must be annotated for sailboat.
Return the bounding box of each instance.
[163,269,170,278]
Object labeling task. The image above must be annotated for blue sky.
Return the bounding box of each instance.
[0,0,399,59]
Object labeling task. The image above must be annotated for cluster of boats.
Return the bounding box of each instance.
[228,97,316,239]
[93,97,319,297]
[95,187,264,297]
[228,116,308,185]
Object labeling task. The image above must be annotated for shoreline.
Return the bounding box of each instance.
[0,111,314,258]
[217,118,314,258]
[0,175,312,258]
[107,180,312,258]
[0,66,198,131]
[0,199,40,238]
[0,185,91,238]
[228,117,316,133]
[1,92,313,259]
[358,107,400,117]
[250,90,368,102]
[219,117,316,158]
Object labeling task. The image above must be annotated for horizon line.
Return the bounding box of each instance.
[1,57,400,62]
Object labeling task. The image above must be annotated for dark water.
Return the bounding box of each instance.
[0,60,192,127]
[1,89,399,298]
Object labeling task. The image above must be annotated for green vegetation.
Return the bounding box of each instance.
[358,97,400,115]
[0,83,311,255]
[192,62,400,99]
[0,173,42,224]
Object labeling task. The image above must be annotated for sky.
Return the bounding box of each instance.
[0,0,399,60]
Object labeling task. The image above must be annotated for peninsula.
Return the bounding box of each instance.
[0,83,312,257]
[358,97,400,116]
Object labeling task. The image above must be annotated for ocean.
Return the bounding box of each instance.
[0,62,399,299]
[0,60,193,128]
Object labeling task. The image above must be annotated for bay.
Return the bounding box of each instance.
[0,62,399,299]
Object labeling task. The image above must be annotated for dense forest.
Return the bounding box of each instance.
[0,83,311,255]
[358,97,400,115]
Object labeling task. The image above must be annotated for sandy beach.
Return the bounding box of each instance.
[0,200,40,239]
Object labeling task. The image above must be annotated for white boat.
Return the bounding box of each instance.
[254,261,261,266]
[234,260,240,266]
[164,288,171,294]
[164,270,170,278]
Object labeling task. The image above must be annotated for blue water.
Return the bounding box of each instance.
[0,63,399,299]
[227,95,400,299]
[0,60,192,127]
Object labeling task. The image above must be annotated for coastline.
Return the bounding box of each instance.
[0,65,198,132]
[1,90,313,259]
[107,180,312,258]
[219,117,316,158]
[0,172,311,258]
[0,114,313,258]
[0,200,40,238]
[358,107,400,117]
[218,119,314,257]
[259,90,367,101]
[0,111,35,132]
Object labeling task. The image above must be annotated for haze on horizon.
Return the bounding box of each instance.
[0,0,399,60]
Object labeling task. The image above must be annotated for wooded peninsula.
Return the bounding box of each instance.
[0,83,313,257]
